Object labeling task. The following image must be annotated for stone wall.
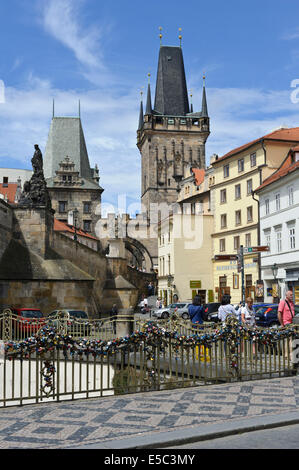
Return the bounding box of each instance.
[0,200,13,260]
[0,280,94,316]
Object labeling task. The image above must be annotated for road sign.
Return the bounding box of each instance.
[214,255,239,261]
[243,246,270,254]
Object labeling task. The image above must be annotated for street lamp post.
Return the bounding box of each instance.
[272,263,279,303]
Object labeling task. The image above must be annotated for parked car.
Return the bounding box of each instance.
[152,303,192,320]
[11,308,45,339]
[253,304,279,327]
[204,303,221,322]
[48,309,91,337]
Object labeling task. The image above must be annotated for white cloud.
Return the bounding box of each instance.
[1,68,299,206]
[40,0,106,72]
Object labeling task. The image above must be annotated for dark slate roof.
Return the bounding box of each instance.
[145,83,152,115]
[154,46,190,116]
[138,99,144,130]
[201,84,208,117]
[44,117,94,181]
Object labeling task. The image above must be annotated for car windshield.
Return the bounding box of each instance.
[68,311,88,319]
[20,310,43,319]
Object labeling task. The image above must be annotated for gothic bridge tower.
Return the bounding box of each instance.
[137,41,210,217]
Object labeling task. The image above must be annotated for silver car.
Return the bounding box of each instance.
[152,303,192,320]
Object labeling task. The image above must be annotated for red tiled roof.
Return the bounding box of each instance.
[255,151,299,192]
[54,219,98,241]
[213,127,299,164]
[0,183,18,203]
[192,168,205,187]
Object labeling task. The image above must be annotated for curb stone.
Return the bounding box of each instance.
[71,411,299,449]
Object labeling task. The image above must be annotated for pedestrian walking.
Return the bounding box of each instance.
[240,297,256,355]
[110,304,118,335]
[218,295,238,324]
[188,295,204,326]
[240,298,256,327]
[156,297,162,309]
[278,290,296,371]
[278,290,295,327]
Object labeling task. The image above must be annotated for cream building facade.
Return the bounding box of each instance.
[211,127,299,304]
[157,167,214,306]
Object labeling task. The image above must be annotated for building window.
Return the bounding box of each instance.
[250,153,256,167]
[2,177,8,188]
[275,193,280,211]
[220,189,227,204]
[83,202,91,214]
[245,233,251,247]
[235,210,241,226]
[59,201,67,213]
[290,227,296,250]
[265,199,270,215]
[220,214,227,229]
[168,255,171,274]
[83,220,91,232]
[288,186,294,206]
[223,164,229,178]
[247,206,253,222]
[234,236,240,251]
[235,184,241,200]
[238,158,244,172]
[247,179,253,195]
[265,231,271,251]
[246,274,252,287]
[219,276,227,288]
[220,239,226,252]
[276,230,282,253]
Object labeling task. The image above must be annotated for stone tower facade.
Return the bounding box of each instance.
[44,116,103,235]
[137,45,210,216]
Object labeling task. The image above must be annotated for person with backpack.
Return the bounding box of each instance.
[218,294,238,324]
[188,295,204,326]
[278,290,297,373]
[278,290,295,327]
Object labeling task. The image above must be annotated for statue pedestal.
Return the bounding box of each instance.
[13,205,54,259]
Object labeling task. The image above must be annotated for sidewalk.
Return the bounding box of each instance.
[1,376,299,449]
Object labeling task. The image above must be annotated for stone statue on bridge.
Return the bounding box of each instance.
[19,145,51,208]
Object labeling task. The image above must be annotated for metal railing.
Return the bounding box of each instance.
[1,312,298,408]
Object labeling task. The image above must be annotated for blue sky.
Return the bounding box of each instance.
[1,0,299,211]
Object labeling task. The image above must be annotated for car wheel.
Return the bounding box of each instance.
[161,312,169,319]
[182,313,189,320]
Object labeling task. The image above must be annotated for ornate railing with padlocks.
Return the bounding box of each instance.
[0,312,298,408]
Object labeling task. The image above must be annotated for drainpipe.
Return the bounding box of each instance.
[251,189,262,301]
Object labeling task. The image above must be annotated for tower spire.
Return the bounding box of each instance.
[190,90,193,113]
[159,27,163,46]
[201,74,208,117]
[52,99,55,119]
[145,73,152,115]
[138,90,144,131]
[178,28,182,48]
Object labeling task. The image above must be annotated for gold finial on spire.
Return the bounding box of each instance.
[179,27,182,47]
[203,72,206,83]
[140,86,144,98]
[159,26,163,46]
[148,72,151,84]
[190,89,193,100]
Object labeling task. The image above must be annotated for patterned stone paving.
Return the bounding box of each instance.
[0,377,299,449]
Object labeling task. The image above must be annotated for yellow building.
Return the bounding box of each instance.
[211,127,299,303]
[157,167,214,306]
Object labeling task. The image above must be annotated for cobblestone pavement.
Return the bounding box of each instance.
[1,376,299,449]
